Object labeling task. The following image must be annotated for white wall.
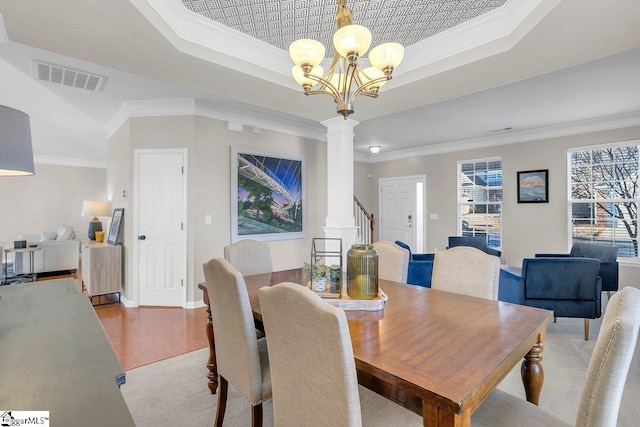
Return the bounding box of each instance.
[356,125,640,288]
[0,163,106,245]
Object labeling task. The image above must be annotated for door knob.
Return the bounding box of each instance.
[138,235,146,240]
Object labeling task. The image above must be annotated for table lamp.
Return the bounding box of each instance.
[82,200,109,240]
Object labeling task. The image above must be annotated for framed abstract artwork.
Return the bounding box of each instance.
[517,169,549,203]
[231,147,306,242]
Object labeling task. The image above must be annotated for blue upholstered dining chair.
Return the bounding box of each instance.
[473,287,640,427]
[536,243,619,298]
[394,241,434,288]
[520,257,602,340]
[447,235,502,257]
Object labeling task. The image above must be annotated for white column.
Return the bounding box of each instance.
[321,117,359,264]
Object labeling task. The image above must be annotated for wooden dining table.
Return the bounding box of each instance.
[199,268,553,427]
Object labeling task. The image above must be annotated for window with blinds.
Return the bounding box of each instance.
[457,158,502,249]
[569,143,639,258]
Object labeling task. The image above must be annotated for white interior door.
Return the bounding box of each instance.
[135,150,186,307]
[379,176,425,251]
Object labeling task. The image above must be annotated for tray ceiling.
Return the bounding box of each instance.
[181,0,507,52]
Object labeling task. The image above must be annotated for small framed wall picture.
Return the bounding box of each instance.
[107,208,124,245]
[517,170,549,203]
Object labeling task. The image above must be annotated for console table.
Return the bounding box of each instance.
[81,240,122,304]
[0,279,134,426]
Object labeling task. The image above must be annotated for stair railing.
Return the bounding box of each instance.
[353,195,375,244]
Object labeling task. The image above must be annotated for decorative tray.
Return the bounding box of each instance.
[307,282,388,311]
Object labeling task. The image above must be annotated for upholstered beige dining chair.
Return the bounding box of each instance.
[372,241,409,284]
[202,258,271,427]
[431,246,500,300]
[473,286,640,426]
[224,239,272,276]
[258,282,422,427]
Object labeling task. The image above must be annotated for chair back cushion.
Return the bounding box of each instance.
[576,287,640,427]
[522,258,600,300]
[202,258,269,404]
[372,241,409,283]
[570,243,618,262]
[431,246,500,300]
[259,283,362,427]
[223,239,273,276]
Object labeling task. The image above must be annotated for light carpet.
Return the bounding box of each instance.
[122,298,640,426]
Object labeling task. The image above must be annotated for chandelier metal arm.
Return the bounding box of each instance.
[349,74,390,100]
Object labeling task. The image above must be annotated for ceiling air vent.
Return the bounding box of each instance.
[33,60,106,92]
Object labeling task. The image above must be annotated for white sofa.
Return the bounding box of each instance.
[12,225,80,275]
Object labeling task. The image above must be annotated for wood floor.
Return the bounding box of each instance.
[41,272,209,371]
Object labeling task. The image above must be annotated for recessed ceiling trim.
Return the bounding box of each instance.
[396,0,561,86]
[129,0,293,88]
[132,0,559,93]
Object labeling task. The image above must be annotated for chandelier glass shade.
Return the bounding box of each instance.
[289,0,404,118]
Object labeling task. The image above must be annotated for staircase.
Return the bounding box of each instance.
[353,196,375,244]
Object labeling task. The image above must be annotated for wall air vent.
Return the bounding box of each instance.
[32,60,106,92]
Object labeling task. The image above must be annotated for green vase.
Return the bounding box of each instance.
[346,244,378,300]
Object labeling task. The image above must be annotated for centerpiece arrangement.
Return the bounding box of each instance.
[303,262,331,292]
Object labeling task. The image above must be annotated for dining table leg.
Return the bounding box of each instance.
[200,284,218,394]
[521,342,544,405]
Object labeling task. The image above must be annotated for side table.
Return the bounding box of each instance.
[3,246,42,285]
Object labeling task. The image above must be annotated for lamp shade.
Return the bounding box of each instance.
[0,105,35,176]
[368,42,405,71]
[289,39,326,67]
[81,200,109,218]
[333,24,372,59]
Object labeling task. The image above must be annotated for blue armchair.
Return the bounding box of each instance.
[536,243,618,297]
[394,241,434,288]
[447,236,501,257]
[521,257,602,340]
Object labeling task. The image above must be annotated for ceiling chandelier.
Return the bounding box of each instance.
[289,0,404,119]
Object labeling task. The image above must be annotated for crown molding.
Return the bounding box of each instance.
[34,155,107,169]
[104,98,196,138]
[355,110,640,163]
[105,98,326,142]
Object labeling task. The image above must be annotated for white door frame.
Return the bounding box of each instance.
[132,148,188,307]
[378,175,426,252]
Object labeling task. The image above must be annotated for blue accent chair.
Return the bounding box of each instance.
[394,241,434,288]
[447,236,502,257]
[521,257,602,340]
[536,243,618,297]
